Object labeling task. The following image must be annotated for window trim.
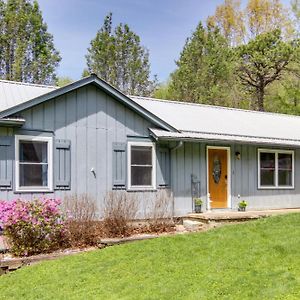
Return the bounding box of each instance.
[257,148,294,190]
[127,141,156,191]
[15,135,53,193]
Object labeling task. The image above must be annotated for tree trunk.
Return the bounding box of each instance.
[257,85,265,112]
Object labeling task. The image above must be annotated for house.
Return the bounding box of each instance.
[0,74,299,216]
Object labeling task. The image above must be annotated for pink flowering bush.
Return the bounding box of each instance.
[0,198,69,256]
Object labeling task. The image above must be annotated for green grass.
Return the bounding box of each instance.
[1,214,300,300]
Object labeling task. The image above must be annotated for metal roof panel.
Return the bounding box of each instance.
[131,96,300,143]
[0,80,56,112]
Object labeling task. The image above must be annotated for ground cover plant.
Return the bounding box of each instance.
[1,213,300,299]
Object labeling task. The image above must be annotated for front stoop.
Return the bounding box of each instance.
[183,208,300,224]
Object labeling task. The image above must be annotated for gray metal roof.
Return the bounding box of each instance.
[131,96,300,146]
[0,80,56,112]
[1,78,300,147]
[0,76,176,132]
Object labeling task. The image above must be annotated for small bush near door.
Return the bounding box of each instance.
[0,198,68,256]
[63,194,102,247]
[103,191,138,237]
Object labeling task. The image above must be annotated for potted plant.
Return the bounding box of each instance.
[194,198,203,213]
[238,200,248,212]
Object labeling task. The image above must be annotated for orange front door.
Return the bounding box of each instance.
[208,148,228,208]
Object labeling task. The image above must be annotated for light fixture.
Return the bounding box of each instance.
[235,151,241,160]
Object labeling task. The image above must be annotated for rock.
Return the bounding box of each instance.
[175,225,186,233]
[182,220,203,231]
[0,236,9,252]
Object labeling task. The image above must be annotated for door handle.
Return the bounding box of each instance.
[225,175,227,179]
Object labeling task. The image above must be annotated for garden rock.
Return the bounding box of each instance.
[183,220,203,231]
[0,235,9,252]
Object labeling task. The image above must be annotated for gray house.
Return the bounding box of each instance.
[0,74,299,216]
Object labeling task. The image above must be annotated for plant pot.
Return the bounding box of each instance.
[195,204,202,213]
[238,207,246,212]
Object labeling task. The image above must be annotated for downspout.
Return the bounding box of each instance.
[170,140,183,152]
[170,140,183,217]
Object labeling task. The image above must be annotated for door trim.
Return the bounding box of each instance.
[206,146,231,210]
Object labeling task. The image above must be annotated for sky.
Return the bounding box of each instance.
[38,0,292,83]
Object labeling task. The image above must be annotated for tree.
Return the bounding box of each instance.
[207,0,295,45]
[292,0,300,34]
[0,0,61,84]
[236,30,298,111]
[85,13,156,96]
[56,76,73,87]
[168,23,235,105]
[246,0,294,39]
[265,74,300,114]
[207,0,245,46]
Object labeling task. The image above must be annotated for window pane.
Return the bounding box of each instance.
[278,153,292,170]
[278,170,292,186]
[20,164,48,187]
[260,152,275,186]
[131,146,152,165]
[260,152,275,169]
[20,141,48,163]
[260,169,275,186]
[131,166,152,186]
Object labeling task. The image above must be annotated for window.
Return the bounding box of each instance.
[128,141,156,189]
[258,149,294,189]
[15,135,53,192]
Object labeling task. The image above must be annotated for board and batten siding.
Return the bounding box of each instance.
[0,85,161,216]
[171,142,300,215]
[0,83,300,216]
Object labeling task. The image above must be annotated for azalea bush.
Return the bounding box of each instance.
[0,198,68,256]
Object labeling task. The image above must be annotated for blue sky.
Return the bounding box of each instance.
[38,0,292,82]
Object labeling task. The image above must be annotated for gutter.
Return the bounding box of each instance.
[0,118,25,127]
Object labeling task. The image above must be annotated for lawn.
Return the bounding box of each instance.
[1,214,300,300]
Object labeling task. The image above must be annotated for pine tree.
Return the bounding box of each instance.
[236,30,298,111]
[0,0,60,84]
[85,13,156,96]
[169,23,234,106]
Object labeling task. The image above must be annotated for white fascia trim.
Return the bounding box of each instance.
[127,141,156,191]
[15,135,54,193]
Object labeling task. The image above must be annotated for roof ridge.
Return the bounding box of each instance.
[130,95,300,120]
[0,79,57,89]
